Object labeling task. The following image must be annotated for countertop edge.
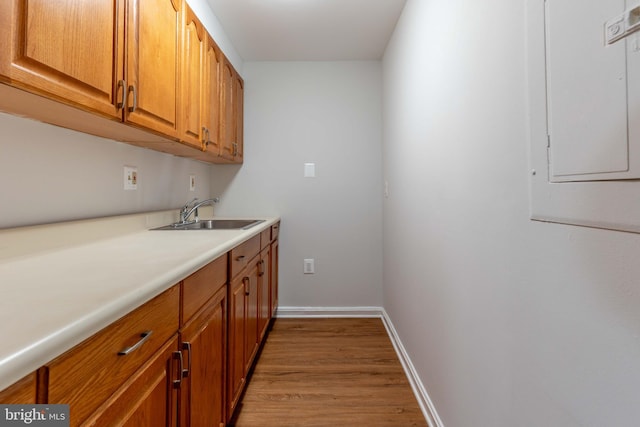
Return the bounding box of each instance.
[0,215,280,391]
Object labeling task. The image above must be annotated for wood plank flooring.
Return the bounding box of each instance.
[231,318,428,427]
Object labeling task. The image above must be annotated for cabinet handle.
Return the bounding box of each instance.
[181,342,192,378]
[243,276,250,295]
[116,80,127,110]
[173,350,183,389]
[128,85,137,113]
[258,259,265,277]
[202,127,211,148]
[117,330,153,355]
[236,255,245,261]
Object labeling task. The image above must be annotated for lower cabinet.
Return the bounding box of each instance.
[83,336,181,427]
[179,284,227,427]
[45,285,180,427]
[257,245,271,342]
[0,223,281,427]
[0,373,36,404]
[228,273,247,415]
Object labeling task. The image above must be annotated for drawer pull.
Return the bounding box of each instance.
[117,330,153,356]
[236,255,246,261]
[181,342,192,378]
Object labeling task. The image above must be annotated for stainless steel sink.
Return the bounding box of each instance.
[152,219,265,231]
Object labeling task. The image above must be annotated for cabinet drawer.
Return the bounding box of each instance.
[260,228,270,250]
[271,222,280,240]
[0,373,36,404]
[230,234,260,279]
[45,285,180,425]
[182,254,228,325]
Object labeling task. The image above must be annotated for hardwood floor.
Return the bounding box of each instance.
[231,318,427,427]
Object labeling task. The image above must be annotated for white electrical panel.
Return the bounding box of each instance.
[528,0,640,234]
[545,0,640,182]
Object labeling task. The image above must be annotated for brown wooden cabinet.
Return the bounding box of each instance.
[124,0,181,138]
[270,223,280,318]
[219,58,244,163]
[179,1,206,149]
[233,71,245,162]
[258,245,271,342]
[0,373,36,404]
[0,0,246,164]
[179,255,228,427]
[228,273,246,415]
[44,285,180,426]
[202,35,223,158]
[0,0,124,119]
[0,225,279,425]
[227,234,262,419]
[0,0,181,138]
[83,336,182,427]
[243,255,260,374]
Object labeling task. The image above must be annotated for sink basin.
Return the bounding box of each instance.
[153,219,265,231]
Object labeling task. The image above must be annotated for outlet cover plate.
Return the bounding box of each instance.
[124,166,137,190]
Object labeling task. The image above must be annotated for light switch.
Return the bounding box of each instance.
[303,259,315,274]
[304,163,316,178]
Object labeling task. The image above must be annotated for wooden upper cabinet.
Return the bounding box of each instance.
[219,59,235,161]
[233,72,244,162]
[179,1,205,149]
[0,0,124,119]
[125,0,180,138]
[203,34,223,157]
[0,0,180,136]
[219,59,244,163]
[0,0,242,163]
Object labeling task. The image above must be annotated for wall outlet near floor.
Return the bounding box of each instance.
[189,175,196,192]
[303,258,315,274]
[124,166,137,190]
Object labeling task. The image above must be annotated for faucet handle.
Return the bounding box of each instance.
[181,198,198,211]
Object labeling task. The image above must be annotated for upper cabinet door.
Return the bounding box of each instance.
[219,59,243,163]
[234,72,244,162]
[0,0,124,119]
[219,59,235,161]
[203,35,222,157]
[125,0,180,138]
[179,2,206,149]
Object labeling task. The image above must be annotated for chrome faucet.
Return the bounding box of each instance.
[178,197,220,225]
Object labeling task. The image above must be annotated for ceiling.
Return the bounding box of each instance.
[206,0,407,61]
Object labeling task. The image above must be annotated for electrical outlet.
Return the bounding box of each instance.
[304,259,315,274]
[124,166,137,190]
[189,175,196,192]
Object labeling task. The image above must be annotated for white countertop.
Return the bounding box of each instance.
[0,211,279,391]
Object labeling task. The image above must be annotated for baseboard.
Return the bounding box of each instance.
[275,306,383,318]
[274,306,444,427]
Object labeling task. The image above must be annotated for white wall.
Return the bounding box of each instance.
[0,113,211,229]
[211,61,384,308]
[383,0,640,426]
